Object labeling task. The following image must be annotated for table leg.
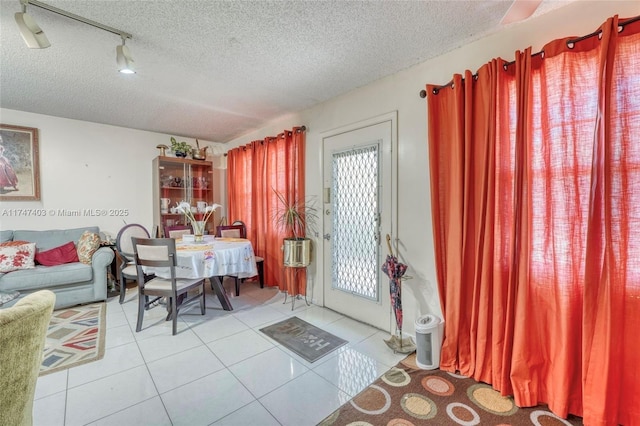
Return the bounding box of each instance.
[210,276,233,311]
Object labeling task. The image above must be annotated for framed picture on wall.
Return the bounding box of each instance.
[0,124,41,201]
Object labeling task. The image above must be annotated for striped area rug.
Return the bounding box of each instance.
[39,302,106,376]
[320,353,583,425]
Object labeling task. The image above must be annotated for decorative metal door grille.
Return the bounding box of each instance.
[331,143,380,300]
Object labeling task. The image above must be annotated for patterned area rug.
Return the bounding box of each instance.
[320,353,584,425]
[260,316,347,363]
[39,302,106,376]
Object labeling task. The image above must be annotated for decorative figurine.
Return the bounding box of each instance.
[156,144,169,156]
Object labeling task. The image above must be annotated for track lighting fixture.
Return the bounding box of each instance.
[116,37,135,74]
[14,0,135,74]
[14,1,50,48]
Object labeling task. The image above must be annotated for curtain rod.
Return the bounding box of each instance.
[223,126,306,156]
[419,49,545,97]
[419,14,640,98]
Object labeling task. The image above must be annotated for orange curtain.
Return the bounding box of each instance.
[226,128,306,295]
[426,16,640,425]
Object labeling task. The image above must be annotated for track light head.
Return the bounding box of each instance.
[116,38,135,74]
[15,7,50,49]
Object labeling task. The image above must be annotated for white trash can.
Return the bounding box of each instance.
[414,314,444,370]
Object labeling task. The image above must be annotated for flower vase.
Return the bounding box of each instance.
[193,220,205,243]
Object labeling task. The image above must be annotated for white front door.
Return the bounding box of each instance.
[322,115,396,331]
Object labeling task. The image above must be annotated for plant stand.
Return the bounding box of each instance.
[282,266,311,310]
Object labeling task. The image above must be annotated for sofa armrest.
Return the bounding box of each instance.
[90,247,114,301]
[91,247,115,270]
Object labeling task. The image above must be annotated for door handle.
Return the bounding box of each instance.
[323,233,331,241]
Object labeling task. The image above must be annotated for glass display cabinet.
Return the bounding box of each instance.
[152,156,217,236]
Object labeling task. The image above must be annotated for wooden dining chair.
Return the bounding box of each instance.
[214,225,243,295]
[131,237,206,335]
[164,225,192,239]
[218,221,265,295]
[215,225,245,239]
[115,223,154,304]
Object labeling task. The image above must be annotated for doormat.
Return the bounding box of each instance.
[40,302,106,376]
[260,316,347,363]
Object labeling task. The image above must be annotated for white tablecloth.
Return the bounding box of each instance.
[144,235,258,280]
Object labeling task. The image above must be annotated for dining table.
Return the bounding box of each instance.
[143,235,258,311]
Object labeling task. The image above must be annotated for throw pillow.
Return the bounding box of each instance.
[35,241,79,266]
[0,240,31,247]
[77,231,101,264]
[0,242,37,273]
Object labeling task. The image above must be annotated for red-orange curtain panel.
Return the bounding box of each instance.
[226,128,306,295]
[426,16,640,425]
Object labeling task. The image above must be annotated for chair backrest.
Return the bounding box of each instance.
[116,224,150,259]
[232,220,247,236]
[216,225,245,238]
[164,225,192,239]
[131,237,178,284]
[0,290,56,426]
[132,237,176,267]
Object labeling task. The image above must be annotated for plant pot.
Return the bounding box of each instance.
[283,238,311,267]
[175,152,187,158]
[192,148,207,160]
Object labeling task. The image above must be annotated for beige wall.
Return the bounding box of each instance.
[0,109,225,239]
[225,1,640,336]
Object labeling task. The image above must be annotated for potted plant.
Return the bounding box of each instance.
[191,139,208,160]
[273,189,319,267]
[170,137,191,158]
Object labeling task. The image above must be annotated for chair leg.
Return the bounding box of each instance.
[257,260,264,288]
[200,284,206,315]
[119,273,126,304]
[165,297,173,321]
[171,295,178,335]
[136,291,145,332]
[235,277,240,297]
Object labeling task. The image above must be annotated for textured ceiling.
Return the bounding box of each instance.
[0,0,570,142]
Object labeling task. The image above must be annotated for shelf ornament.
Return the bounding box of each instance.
[176,201,222,242]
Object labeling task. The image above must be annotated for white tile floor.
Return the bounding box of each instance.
[33,280,407,426]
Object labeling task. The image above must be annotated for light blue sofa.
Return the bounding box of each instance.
[0,227,114,309]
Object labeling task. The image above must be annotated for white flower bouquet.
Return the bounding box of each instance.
[175,201,222,238]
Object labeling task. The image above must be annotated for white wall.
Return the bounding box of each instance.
[0,109,225,239]
[225,1,640,336]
